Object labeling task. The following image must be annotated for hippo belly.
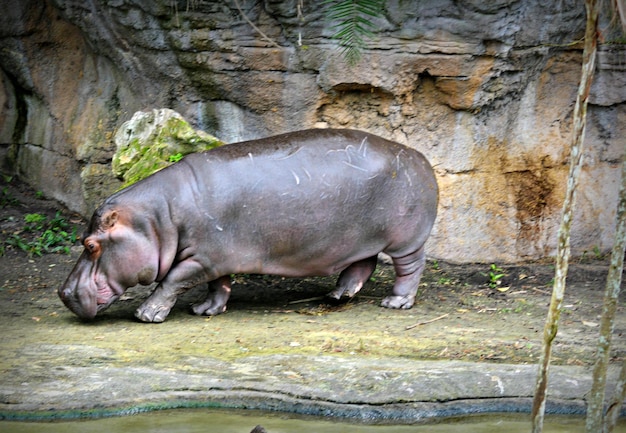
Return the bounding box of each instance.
[58,129,438,323]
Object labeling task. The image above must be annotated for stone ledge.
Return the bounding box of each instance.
[1,353,623,422]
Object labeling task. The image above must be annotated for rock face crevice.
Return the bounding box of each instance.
[1,0,624,262]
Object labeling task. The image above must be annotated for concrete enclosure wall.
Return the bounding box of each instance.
[0,0,624,263]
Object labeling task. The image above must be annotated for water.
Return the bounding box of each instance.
[2,409,625,433]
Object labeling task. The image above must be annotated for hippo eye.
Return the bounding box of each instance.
[85,240,99,254]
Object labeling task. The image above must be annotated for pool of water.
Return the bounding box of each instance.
[2,409,625,433]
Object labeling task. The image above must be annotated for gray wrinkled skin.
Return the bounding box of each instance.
[59,129,438,323]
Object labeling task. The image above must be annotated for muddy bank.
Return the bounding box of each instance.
[0,179,625,421]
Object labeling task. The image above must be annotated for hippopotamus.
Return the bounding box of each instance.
[58,129,438,323]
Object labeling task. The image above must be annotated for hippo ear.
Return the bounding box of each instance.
[101,210,119,230]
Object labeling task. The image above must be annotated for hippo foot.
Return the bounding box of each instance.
[327,256,376,302]
[135,303,172,323]
[381,295,415,309]
[326,287,354,301]
[191,300,227,316]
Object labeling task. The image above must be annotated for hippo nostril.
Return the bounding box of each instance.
[59,287,76,305]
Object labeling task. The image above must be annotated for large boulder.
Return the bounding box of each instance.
[112,109,223,188]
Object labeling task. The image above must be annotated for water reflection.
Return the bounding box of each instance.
[1,410,625,433]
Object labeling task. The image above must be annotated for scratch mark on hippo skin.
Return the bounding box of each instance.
[358,137,368,156]
[325,146,354,162]
[404,171,413,187]
[290,169,300,185]
[342,161,368,172]
[395,150,406,172]
[302,167,312,181]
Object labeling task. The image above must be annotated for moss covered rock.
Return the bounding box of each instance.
[112,109,223,188]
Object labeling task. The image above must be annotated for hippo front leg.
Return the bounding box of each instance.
[381,246,426,309]
[135,284,179,323]
[135,259,209,323]
[191,275,231,316]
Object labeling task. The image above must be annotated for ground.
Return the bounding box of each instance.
[0,177,624,420]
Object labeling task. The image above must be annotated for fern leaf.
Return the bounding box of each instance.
[322,0,384,66]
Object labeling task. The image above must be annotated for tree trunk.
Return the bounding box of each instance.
[530,1,599,431]
[585,150,626,433]
[603,357,626,432]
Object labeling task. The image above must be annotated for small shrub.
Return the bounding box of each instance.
[484,263,505,289]
[1,211,78,257]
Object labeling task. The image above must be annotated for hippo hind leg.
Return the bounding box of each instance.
[327,255,377,301]
[381,246,426,309]
[191,275,231,316]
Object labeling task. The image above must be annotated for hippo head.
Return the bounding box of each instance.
[59,206,160,320]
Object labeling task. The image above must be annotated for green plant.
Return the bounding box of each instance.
[592,245,603,259]
[484,263,505,288]
[2,211,78,257]
[169,153,184,163]
[24,213,47,231]
[437,276,451,285]
[580,245,604,262]
[5,234,32,255]
[231,0,385,66]
[323,0,385,66]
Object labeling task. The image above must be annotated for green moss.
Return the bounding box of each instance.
[112,110,223,189]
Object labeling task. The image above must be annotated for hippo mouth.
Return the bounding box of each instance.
[96,284,115,304]
[95,278,122,313]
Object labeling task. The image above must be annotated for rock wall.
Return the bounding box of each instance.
[0,0,624,262]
